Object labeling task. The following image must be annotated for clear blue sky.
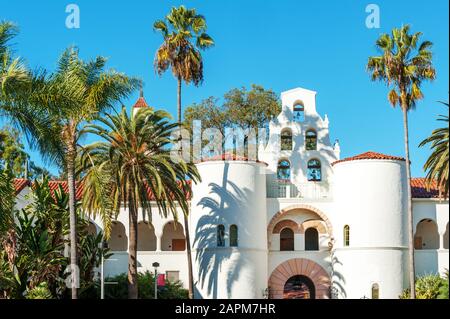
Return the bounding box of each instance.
[1,0,448,177]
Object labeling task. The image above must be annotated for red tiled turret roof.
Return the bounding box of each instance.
[332,151,405,166]
[133,96,149,108]
[14,178,31,195]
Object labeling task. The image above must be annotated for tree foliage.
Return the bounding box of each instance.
[419,102,449,198]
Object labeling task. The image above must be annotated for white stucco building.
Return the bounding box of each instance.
[14,87,449,299]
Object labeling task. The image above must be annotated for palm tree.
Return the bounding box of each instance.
[153,5,214,299]
[367,25,436,299]
[79,107,200,299]
[2,41,138,298]
[419,102,449,198]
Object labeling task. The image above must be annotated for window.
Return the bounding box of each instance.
[344,225,350,247]
[277,160,291,181]
[280,228,294,251]
[307,159,321,181]
[305,228,319,251]
[217,225,225,247]
[293,101,305,122]
[371,283,379,299]
[166,271,180,282]
[305,130,317,151]
[281,129,293,151]
[230,225,238,247]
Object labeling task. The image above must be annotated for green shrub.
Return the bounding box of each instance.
[438,270,449,299]
[400,273,447,299]
[104,271,188,299]
[26,282,53,299]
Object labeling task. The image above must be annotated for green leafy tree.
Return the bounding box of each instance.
[367,25,436,298]
[419,102,449,198]
[184,85,281,157]
[79,107,200,299]
[154,5,213,298]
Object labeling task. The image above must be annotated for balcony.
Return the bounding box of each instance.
[267,181,332,200]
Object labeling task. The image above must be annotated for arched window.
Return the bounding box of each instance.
[371,283,380,299]
[277,160,291,181]
[217,225,225,247]
[281,129,293,151]
[307,159,322,181]
[280,228,294,251]
[305,130,317,151]
[343,225,350,247]
[230,225,238,247]
[162,221,185,251]
[137,221,157,251]
[414,219,439,250]
[108,221,127,251]
[305,228,319,251]
[293,101,305,122]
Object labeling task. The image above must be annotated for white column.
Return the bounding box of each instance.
[156,232,162,252]
[439,233,444,250]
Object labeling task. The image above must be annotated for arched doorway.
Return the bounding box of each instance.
[414,219,439,250]
[268,258,331,299]
[305,228,319,251]
[280,228,294,251]
[283,275,315,299]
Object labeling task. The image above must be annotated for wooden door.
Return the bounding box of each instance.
[172,239,186,251]
[414,236,423,250]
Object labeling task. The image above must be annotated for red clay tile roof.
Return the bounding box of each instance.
[200,152,268,165]
[332,151,405,166]
[47,181,84,201]
[133,97,149,108]
[411,178,443,199]
[13,179,191,201]
[14,178,31,195]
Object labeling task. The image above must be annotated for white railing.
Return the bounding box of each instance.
[267,181,331,200]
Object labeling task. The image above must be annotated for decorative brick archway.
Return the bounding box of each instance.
[268,204,333,241]
[268,258,331,299]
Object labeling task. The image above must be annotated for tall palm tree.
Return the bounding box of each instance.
[419,102,449,198]
[79,107,200,299]
[153,5,214,299]
[2,41,138,298]
[367,25,436,299]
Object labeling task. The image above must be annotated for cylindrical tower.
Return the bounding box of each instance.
[190,159,268,299]
[331,153,408,299]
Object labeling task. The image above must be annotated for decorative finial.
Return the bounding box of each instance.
[139,81,144,98]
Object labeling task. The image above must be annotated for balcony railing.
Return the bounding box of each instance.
[267,181,331,200]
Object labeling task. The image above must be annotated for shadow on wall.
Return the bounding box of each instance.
[329,251,347,299]
[194,163,254,299]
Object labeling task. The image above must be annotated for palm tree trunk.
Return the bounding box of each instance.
[177,77,182,125]
[177,76,195,299]
[402,106,416,299]
[128,191,139,299]
[66,134,78,299]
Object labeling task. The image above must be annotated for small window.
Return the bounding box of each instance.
[371,283,379,299]
[305,130,317,151]
[344,225,350,247]
[166,271,180,282]
[217,225,225,247]
[277,160,291,181]
[230,225,238,247]
[307,159,321,181]
[281,129,293,151]
[293,101,305,122]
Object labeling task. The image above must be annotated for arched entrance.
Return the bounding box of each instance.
[284,275,315,299]
[268,258,330,299]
